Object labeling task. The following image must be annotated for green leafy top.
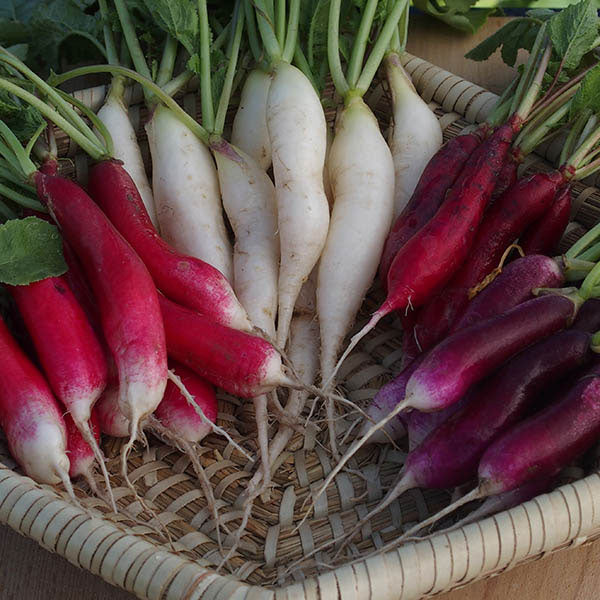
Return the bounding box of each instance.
[570,63,600,118]
[0,216,67,285]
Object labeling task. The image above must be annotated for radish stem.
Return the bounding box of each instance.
[198,0,215,132]
[275,0,286,47]
[282,0,300,63]
[346,0,378,89]
[327,0,349,97]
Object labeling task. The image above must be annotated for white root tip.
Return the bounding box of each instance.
[79,421,117,513]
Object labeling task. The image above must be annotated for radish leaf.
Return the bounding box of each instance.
[0,216,66,285]
[142,0,198,56]
[548,0,598,71]
[570,64,600,119]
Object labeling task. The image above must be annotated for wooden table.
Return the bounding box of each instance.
[1,15,600,600]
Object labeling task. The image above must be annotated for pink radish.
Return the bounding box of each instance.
[65,409,101,484]
[35,172,168,477]
[8,275,114,507]
[0,315,73,493]
[87,159,251,331]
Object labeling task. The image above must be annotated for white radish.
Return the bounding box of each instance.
[386,53,442,219]
[231,69,273,171]
[267,62,330,348]
[318,96,395,386]
[317,96,395,455]
[96,87,158,228]
[213,138,279,491]
[146,105,233,281]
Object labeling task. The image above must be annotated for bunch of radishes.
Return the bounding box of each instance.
[0,0,599,560]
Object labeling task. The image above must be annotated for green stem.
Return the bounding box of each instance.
[0,199,17,220]
[562,257,596,282]
[0,49,100,146]
[162,70,194,98]
[578,241,600,263]
[355,0,409,97]
[98,0,119,66]
[591,330,600,349]
[0,142,27,178]
[510,23,547,117]
[580,260,600,299]
[398,1,410,52]
[0,181,44,211]
[567,121,600,170]
[294,43,317,91]
[213,22,231,52]
[54,88,114,158]
[486,76,518,127]
[50,65,210,145]
[245,0,262,63]
[156,36,178,88]
[559,110,590,166]
[574,155,600,180]
[113,0,152,105]
[275,0,286,47]
[0,80,107,162]
[515,42,552,122]
[0,165,36,192]
[566,221,600,259]
[282,0,300,63]
[328,0,349,97]
[255,0,282,63]
[0,120,38,177]
[24,122,47,159]
[516,101,571,157]
[198,0,215,131]
[214,1,244,136]
[346,0,379,91]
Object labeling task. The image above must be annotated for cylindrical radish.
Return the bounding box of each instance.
[0,316,70,487]
[87,160,250,331]
[385,52,442,219]
[414,170,567,353]
[268,62,330,348]
[231,69,273,170]
[154,362,217,444]
[211,141,278,337]
[520,185,572,255]
[8,277,107,426]
[35,172,168,460]
[96,384,129,438]
[317,95,395,386]
[146,105,233,280]
[572,298,600,332]
[405,294,579,412]
[406,329,590,489]
[450,254,565,333]
[96,87,157,227]
[379,129,483,282]
[159,295,291,397]
[491,149,519,201]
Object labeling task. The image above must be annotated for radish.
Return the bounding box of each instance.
[572,298,600,332]
[379,129,483,283]
[326,27,556,385]
[159,295,293,397]
[385,50,442,219]
[0,315,73,493]
[413,169,568,354]
[399,361,600,539]
[405,294,579,412]
[87,159,251,331]
[35,172,168,478]
[8,275,115,508]
[521,185,572,255]
[232,69,272,170]
[96,384,129,438]
[317,0,406,452]
[449,254,565,333]
[340,328,590,547]
[92,0,157,226]
[249,0,329,349]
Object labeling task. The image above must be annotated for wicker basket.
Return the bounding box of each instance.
[2,53,600,600]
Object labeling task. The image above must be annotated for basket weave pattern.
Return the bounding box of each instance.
[2,54,600,600]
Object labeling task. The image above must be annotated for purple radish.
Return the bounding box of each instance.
[341,329,590,545]
[398,361,600,539]
[405,294,580,412]
[450,254,564,333]
[571,298,600,333]
[362,355,425,443]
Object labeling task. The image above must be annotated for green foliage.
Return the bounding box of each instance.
[0,216,67,285]
[570,64,600,119]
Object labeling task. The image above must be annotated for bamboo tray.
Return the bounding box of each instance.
[2,53,600,600]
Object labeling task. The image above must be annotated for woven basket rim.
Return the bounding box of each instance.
[3,53,600,600]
